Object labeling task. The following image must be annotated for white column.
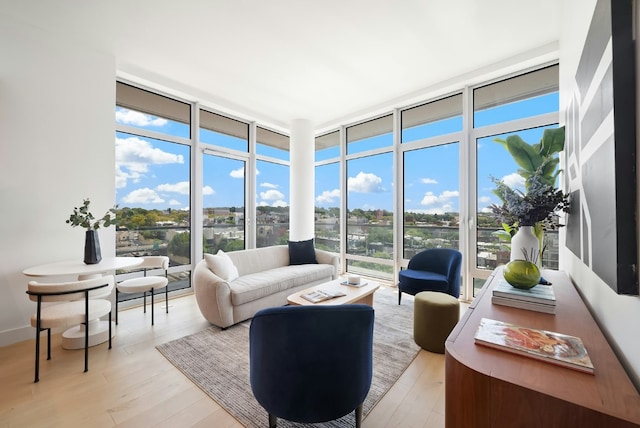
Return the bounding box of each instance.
[289,119,315,241]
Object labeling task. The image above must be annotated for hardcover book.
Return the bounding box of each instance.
[491,296,556,314]
[492,279,556,305]
[474,318,594,374]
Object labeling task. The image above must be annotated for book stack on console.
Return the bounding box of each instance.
[491,279,556,314]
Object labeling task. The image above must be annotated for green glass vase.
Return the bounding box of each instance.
[503,260,541,289]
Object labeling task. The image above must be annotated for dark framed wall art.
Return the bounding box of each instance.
[564,0,638,295]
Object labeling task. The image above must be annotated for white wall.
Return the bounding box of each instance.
[559,0,640,389]
[0,12,116,344]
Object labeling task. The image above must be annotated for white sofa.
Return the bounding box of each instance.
[193,245,339,328]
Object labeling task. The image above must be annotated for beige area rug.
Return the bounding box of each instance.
[156,288,419,427]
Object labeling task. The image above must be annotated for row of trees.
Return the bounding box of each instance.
[118,206,469,231]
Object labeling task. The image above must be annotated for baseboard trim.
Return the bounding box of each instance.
[0,325,34,347]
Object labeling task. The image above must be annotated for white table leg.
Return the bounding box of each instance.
[61,319,115,349]
[60,273,116,350]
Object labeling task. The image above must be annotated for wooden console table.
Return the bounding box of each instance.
[445,268,640,427]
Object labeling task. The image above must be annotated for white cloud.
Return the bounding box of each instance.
[421,178,438,184]
[272,200,288,207]
[421,192,439,205]
[419,189,459,214]
[348,171,383,193]
[155,181,214,197]
[260,189,285,201]
[230,167,244,178]
[115,108,168,127]
[478,196,492,204]
[121,188,164,204]
[115,136,184,188]
[115,166,140,189]
[261,182,279,189]
[157,181,190,195]
[316,189,340,204]
[168,199,181,206]
[502,172,525,190]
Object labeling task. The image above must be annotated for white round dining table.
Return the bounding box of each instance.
[23,256,143,277]
[23,257,143,349]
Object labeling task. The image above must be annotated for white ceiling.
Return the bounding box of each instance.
[5,0,560,132]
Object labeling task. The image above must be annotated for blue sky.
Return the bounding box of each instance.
[115,92,558,213]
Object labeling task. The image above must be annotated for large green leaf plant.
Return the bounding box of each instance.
[494,127,565,190]
[490,127,570,261]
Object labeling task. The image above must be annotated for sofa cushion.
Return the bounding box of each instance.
[230,264,334,306]
[204,250,239,281]
[288,239,318,265]
[226,246,290,277]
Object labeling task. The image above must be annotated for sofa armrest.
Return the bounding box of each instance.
[193,260,234,328]
[315,249,340,280]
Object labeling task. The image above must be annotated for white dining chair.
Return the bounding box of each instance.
[27,275,114,383]
[116,256,169,326]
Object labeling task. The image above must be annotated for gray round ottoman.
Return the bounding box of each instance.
[413,291,460,353]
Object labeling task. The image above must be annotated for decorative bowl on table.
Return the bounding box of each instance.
[503,260,541,289]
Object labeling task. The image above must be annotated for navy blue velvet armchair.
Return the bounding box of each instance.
[249,304,375,428]
[398,248,462,304]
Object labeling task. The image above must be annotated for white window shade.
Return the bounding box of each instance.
[200,110,249,140]
[402,94,463,129]
[315,130,340,151]
[116,82,190,124]
[257,127,289,151]
[347,114,393,143]
[474,64,559,112]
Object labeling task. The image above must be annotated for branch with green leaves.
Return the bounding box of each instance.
[66,198,118,231]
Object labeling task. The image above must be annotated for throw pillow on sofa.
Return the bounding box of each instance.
[288,238,318,265]
[204,249,239,281]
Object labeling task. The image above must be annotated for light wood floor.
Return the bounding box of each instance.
[0,292,453,428]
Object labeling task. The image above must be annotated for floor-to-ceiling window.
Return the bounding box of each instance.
[115,82,193,298]
[256,127,290,248]
[200,109,248,254]
[313,64,558,299]
[471,64,560,296]
[315,131,341,253]
[401,94,463,257]
[115,62,558,302]
[345,115,394,280]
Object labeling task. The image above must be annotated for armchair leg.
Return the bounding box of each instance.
[355,403,363,428]
[151,288,155,326]
[268,413,277,428]
[398,290,402,305]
